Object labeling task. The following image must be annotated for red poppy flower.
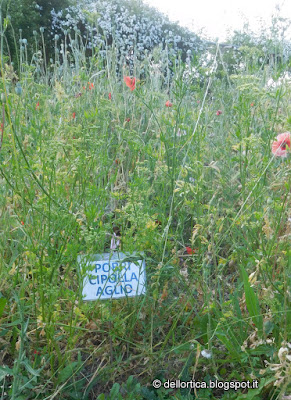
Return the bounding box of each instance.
[271,132,291,158]
[250,102,254,107]
[35,102,40,110]
[125,118,130,122]
[88,82,94,90]
[72,112,76,119]
[216,110,222,115]
[124,76,136,91]
[108,92,112,100]
[185,246,195,255]
[21,221,24,225]
[165,100,172,107]
[83,86,86,90]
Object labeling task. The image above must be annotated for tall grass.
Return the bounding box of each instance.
[0,17,290,400]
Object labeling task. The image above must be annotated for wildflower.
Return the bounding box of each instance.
[165,100,172,107]
[216,110,222,116]
[21,221,24,225]
[251,102,254,107]
[271,132,290,158]
[185,246,195,255]
[110,232,120,250]
[180,267,188,280]
[88,82,94,90]
[35,101,39,110]
[201,349,212,359]
[263,342,291,387]
[75,92,82,98]
[147,216,161,230]
[72,112,76,119]
[83,86,86,90]
[125,118,130,122]
[124,76,136,91]
[108,92,112,100]
[177,128,186,137]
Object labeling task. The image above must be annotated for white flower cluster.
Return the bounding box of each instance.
[50,0,205,68]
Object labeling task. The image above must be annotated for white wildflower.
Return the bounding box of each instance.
[201,349,212,359]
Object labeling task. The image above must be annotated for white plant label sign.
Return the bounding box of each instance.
[78,253,146,300]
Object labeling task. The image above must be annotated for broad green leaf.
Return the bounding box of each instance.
[110,382,121,397]
[240,265,263,336]
[57,362,80,384]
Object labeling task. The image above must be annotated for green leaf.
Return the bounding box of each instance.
[216,332,241,359]
[57,362,80,384]
[21,360,41,377]
[264,320,274,335]
[3,18,10,30]
[110,382,121,397]
[231,291,247,340]
[0,366,14,381]
[0,297,7,318]
[240,265,263,336]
